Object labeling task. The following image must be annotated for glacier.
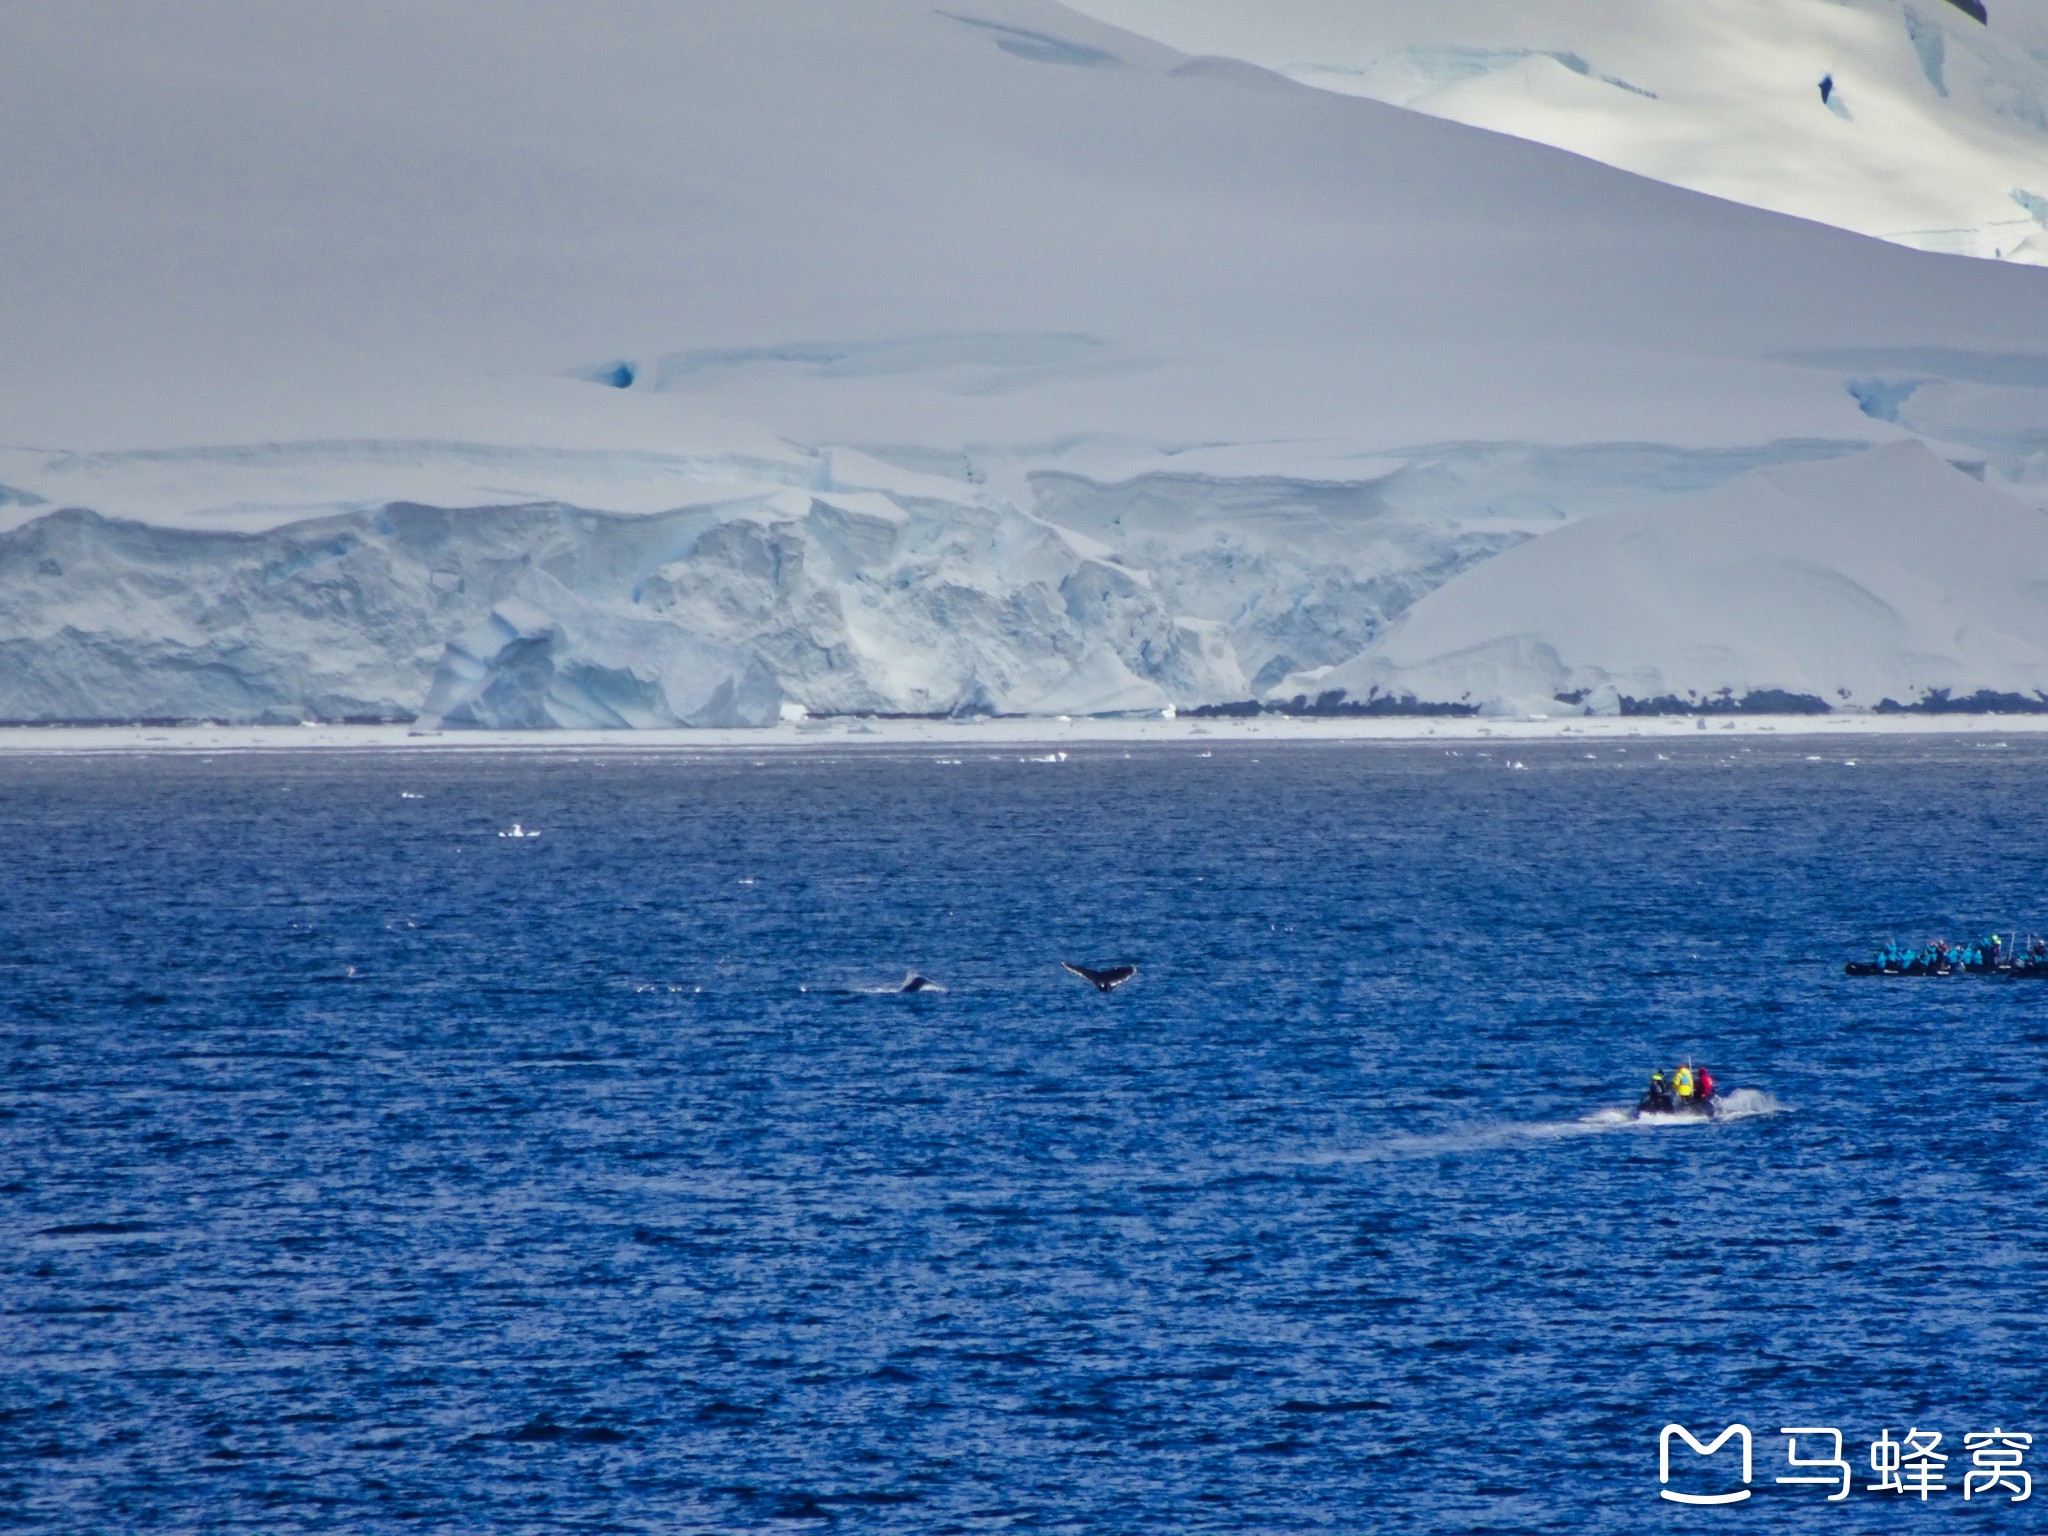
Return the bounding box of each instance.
[420,576,781,731]
[0,437,1909,725]
[0,490,1239,724]
[2,0,2048,725]
[1305,443,2048,717]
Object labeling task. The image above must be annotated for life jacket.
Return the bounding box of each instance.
[1674,1066,1695,1097]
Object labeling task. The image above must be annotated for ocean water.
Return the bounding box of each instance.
[3,736,2046,1532]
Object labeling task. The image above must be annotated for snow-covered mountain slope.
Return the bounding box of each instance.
[3,0,2040,467]
[1,1,2046,722]
[1305,442,2048,716]
[1063,0,2048,263]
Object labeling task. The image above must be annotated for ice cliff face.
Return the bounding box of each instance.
[420,576,780,731]
[0,492,1248,724]
[5,437,1923,725]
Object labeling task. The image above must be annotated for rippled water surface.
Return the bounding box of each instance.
[4,737,2046,1531]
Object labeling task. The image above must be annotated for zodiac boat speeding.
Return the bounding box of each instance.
[1635,1092,1719,1121]
[1634,1062,1721,1121]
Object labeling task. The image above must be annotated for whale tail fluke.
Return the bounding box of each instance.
[1062,961,1136,993]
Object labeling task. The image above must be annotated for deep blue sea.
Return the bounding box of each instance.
[4,736,2047,1532]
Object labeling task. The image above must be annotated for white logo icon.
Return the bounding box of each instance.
[1660,1423,1753,1505]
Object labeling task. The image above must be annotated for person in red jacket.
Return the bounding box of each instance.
[1697,1066,1716,1103]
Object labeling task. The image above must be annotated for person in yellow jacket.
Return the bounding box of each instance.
[1673,1064,1695,1099]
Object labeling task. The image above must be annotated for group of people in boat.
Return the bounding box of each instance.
[1848,932,2048,977]
[1639,1062,1717,1116]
